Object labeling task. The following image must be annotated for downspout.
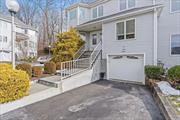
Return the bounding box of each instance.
[153,0,158,65]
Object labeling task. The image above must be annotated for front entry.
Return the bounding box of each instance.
[108,54,145,84]
[90,31,102,51]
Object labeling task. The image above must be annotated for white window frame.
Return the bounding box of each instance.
[119,0,136,11]
[115,18,136,41]
[91,5,104,19]
[170,0,180,13]
[170,33,180,56]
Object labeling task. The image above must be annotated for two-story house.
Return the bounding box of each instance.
[66,0,180,84]
[0,13,38,62]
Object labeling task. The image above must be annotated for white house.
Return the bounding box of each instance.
[0,13,38,62]
[65,0,180,84]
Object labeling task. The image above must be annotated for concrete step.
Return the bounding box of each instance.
[38,76,61,88]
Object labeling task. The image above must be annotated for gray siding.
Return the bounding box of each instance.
[102,12,154,65]
[156,0,180,67]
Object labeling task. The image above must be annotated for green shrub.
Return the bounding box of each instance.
[167,65,180,82]
[145,65,164,79]
[44,62,56,74]
[32,66,42,77]
[0,64,30,103]
[16,63,32,78]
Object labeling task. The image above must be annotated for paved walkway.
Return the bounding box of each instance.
[0,80,164,120]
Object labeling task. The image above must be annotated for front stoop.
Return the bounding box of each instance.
[38,75,62,88]
[152,86,180,120]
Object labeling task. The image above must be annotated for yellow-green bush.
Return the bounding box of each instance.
[0,64,30,103]
[0,63,12,70]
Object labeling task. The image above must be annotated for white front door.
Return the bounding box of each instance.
[108,54,145,83]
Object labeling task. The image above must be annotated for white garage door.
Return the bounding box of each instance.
[108,55,144,83]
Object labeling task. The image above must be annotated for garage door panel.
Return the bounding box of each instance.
[109,55,144,83]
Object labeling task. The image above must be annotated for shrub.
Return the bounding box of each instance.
[167,65,180,82]
[0,63,12,70]
[32,66,42,77]
[0,64,30,103]
[145,65,164,79]
[56,62,61,70]
[16,63,32,78]
[44,62,56,74]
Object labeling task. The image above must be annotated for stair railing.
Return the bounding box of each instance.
[73,44,86,60]
[60,41,102,80]
[60,58,90,80]
[89,40,102,67]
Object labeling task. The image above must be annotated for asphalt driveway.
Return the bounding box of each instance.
[0,80,164,120]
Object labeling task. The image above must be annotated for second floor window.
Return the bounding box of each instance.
[171,0,180,13]
[116,19,135,40]
[80,8,85,19]
[69,9,77,20]
[92,6,103,19]
[120,0,135,11]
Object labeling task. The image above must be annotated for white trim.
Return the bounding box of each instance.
[106,53,146,84]
[77,6,80,25]
[115,18,136,41]
[170,0,180,14]
[153,8,158,65]
[170,33,180,56]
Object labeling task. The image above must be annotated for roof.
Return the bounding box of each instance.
[0,13,37,31]
[79,4,163,26]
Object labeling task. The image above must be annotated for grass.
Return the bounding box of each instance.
[168,96,180,115]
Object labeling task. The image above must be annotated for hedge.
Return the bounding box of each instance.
[32,66,42,77]
[44,62,56,74]
[145,65,164,79]
[167,65,180,82]
[16,63,32,78]
[0,64,30,103]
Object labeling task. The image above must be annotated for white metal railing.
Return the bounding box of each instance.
[60,41,102,80]
[73,44,86,60]
[90,40,102,67]
[60,58,90,80]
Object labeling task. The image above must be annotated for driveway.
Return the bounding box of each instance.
[0,80,164,120]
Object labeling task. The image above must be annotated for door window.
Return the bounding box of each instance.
[92,34,97,45]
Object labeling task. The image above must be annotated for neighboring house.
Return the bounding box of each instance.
[65,0,180,84]
[0,13,38,62]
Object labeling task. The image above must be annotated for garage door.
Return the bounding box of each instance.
[108,54,144,83]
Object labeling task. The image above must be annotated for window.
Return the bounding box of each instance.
[120,0,135,11]
[116,19,135,40]
[171,34,180,55]
[3,36,7,43]
[80,8,85,19]
[92,6,103,19]
[171,0,180,12]
[25,29,28,34]
[0,35,2,42]
[126,19,135,39]
[92,7,98,18]
[24,41,28,47]
[117,22,125,40]
[69,9,77,20]
[92,34,97,45]
[98,6,103,17]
